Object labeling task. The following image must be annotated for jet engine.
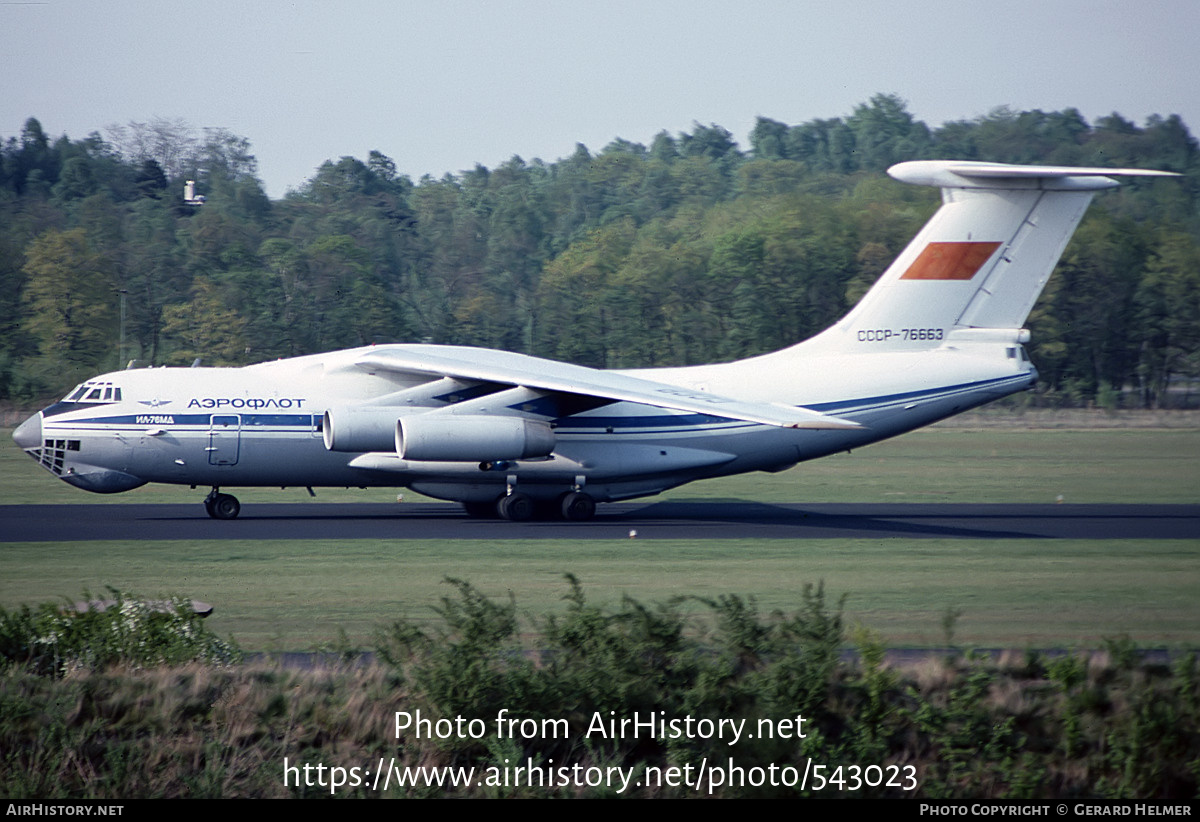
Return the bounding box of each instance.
[322,407,403,452]
[396,415,555,461]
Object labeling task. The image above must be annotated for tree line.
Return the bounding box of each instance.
[2,94,1198,408]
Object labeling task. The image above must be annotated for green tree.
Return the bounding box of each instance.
[844,93,931,170]
[536,220,636,366]
[708,229,767,358]
[1134,232,1200,407]
[21,228,117,375]
[159,277,249,365]
[608,214,710,366]
[1047,213,1150,403]
[133,159,168,198]
[51,156,94,201]
[749,117,790,160]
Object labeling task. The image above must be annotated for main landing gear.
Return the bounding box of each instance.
[204,487,241,520]
[463,489,597,522]
[498,492,535,522]
[559,491,596,521]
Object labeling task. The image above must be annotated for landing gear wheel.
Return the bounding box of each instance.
[497,492,534,522]
[560,491,596,521]
[463,500,498,519]
[207,493,241,520]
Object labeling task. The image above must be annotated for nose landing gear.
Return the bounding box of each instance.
[203,487,241,520]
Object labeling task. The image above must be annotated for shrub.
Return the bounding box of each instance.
[0,589,240,676]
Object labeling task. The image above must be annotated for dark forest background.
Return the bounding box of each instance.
[3,94,1198,407]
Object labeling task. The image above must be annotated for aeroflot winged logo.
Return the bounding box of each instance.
[900,241,1001,281]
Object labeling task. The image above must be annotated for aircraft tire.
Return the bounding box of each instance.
[209,493,241,520]
[560,491,596,522]
[498,492,534,522]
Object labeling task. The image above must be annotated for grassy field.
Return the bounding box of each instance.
[2,537,1196,650]
[3,425,1198,650]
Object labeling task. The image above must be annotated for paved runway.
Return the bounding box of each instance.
[3,501,1198,541]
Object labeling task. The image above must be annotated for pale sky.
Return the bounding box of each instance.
[3,0,1198,198]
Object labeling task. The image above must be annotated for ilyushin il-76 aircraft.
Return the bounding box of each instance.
[13,161,1178,521]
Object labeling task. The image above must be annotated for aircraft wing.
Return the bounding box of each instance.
[354,345,860,430]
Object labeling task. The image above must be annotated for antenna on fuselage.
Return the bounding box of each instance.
[191,358,202,368]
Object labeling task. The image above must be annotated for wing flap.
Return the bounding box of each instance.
[355,345,860,430]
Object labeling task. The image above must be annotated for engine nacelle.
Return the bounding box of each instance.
[323,407,402,452]
[397,415,555,462]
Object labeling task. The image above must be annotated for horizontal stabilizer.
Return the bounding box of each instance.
[891,161,1180,190]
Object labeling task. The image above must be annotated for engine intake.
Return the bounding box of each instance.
[397,415,555,462]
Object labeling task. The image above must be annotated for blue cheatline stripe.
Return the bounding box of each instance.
[552,413,746,431]
[52,413,318,427]
[805,374,1031,416]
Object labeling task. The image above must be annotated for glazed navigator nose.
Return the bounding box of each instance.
[13,411,42,451]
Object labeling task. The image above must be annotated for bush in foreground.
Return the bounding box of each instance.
[0,589,240,676]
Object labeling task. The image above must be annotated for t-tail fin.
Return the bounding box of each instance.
[817,161,1179,351]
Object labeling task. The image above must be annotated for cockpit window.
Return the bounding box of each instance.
[61,381,121,404]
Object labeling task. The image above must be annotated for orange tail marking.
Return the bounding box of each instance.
[900,241,1001,281]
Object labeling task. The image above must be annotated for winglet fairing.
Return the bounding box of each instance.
[13,161,1179,520]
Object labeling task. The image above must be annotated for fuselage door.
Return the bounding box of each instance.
[208,415,241,465]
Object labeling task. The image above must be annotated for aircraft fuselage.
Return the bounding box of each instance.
[14,341,1034,506]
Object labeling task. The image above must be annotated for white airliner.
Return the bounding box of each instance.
[12,161,1177,521]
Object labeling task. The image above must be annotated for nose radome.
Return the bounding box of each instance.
[13,412,42,450]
